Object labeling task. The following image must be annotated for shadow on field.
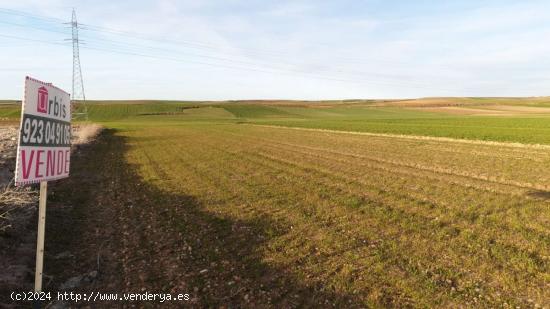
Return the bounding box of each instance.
[526,190,550,200]
[40,129,360,308]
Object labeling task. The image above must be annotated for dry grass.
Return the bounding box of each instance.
[372,97,550,108]
[413,105,550,116]
[73,124,104,145]
[410,106,512,115]
[0,179,37,232]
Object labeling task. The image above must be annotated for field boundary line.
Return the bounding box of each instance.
[247,124,550,150]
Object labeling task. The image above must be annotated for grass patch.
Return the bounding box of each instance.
[257,116,550,144]
[222,105,296,118]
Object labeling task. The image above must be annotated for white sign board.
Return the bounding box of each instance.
[15,76,71,186]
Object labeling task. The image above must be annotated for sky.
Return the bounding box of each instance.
[1,0,550,100]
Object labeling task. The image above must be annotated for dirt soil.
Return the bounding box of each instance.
[0,125,38,308]
[0,124,103,308]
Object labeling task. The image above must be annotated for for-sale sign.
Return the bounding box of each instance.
[15,76,71,186]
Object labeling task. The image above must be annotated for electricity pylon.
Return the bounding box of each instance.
[68,9,88,121]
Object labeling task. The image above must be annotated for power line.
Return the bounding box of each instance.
[0,7,467,93]
[0,20,68,35]
[0,33,68,46]
[78,44,458,91]
[77,34,459,89]
[0,24,451,90]
[75,19,470,72]
[0,8,65,24]
[0,32,459,92]
[0,7,455,70]
[80,35,442,84]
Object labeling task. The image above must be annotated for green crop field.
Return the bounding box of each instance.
[33,98,549,307]
[257,117,550,145]
[4,98,550,145]
[67,99,550,145]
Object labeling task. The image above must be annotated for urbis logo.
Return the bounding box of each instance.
[37,86,48,113]
[36,86,67,118]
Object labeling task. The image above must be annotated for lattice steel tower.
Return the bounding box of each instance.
[69,9,88,120]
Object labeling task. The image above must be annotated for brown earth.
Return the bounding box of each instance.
[0,126,38,309]
[411,105,550,116]
[0,124,102,308]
